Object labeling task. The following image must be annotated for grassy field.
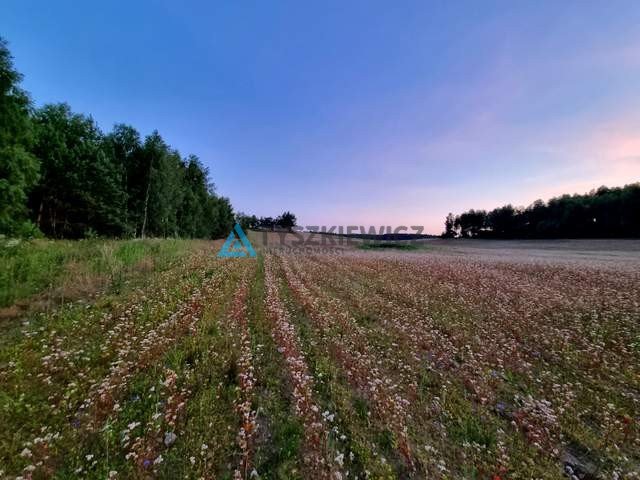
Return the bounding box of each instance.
[1,237,639,479]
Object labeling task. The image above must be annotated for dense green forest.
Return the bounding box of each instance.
[445,183,640,238]
[0,37,234,239]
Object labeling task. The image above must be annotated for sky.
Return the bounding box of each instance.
[3,1,640,233]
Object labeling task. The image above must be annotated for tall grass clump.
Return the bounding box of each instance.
[0,238,193,310]
[0,239,70,307]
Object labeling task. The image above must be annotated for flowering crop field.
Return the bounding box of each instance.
[1,238,639,479]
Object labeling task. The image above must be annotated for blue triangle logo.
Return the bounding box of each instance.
[217,224,257,258]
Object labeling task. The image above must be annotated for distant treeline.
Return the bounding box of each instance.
[236,212,297,231]
[1,37,234,239]
[444,183,640,239]
[315,231,436,241]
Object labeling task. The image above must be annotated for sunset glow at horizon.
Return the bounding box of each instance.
[3,1,640,233]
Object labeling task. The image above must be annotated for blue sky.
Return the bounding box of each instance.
[3,1,640,233]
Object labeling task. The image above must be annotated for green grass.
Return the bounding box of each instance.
[0,238,192,309]
[0,239,69,307]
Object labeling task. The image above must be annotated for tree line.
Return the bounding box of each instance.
[443,183,640,239]
[0,37,234,239]
[235,211,297,232]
